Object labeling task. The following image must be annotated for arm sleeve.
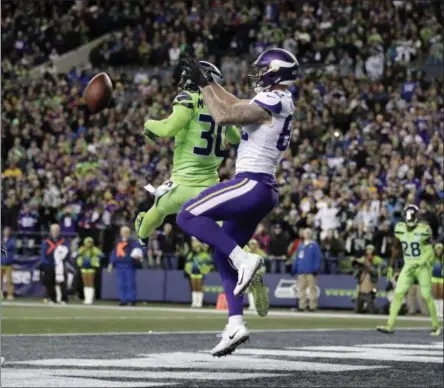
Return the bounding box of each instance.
[144,93,194,138]
[144,105,192,138]
[9,238,16,252]
[110,249,117,266]
[252,91,283,115]
[292,249,299,274]
[225,126,241,145]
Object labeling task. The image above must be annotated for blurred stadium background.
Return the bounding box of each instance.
[1,0,443,387]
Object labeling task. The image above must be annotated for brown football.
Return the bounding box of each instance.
[85,72,113,114]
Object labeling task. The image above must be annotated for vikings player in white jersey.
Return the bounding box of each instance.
[177,49,298,356]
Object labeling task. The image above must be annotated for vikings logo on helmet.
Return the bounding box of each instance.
[402,204,419,228]
[248,48,299,93]
[180,61,223,91]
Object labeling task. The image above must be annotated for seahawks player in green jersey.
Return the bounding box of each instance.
[377,205,441,335]
[135,61,240,240]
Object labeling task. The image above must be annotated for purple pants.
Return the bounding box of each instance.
[177,172,278,316]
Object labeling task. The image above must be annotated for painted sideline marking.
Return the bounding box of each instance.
[236,347,443,364]
[361,342,443,349]
[2,301,436,321]
[13,354,386,372]
[1,327,431,337]
[1,369,283,381]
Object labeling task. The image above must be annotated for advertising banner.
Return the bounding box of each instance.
[8,256,44,297]
[2,255,77,298]
[101,270,165,301]
[100,270,389,309]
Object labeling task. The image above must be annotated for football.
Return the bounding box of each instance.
[84,72,113,114]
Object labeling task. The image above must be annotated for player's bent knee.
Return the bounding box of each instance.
[420,289,432,300]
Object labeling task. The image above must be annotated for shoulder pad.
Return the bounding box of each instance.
[394,222,406,234]
[252,91,282,114]
[173,91,194,109]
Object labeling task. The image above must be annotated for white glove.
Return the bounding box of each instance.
[130,248,143,259]
[54,245,69,261]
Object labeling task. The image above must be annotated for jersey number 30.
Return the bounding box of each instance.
[401,241,421,257]
[193,114,227,157]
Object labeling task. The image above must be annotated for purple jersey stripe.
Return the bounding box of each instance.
[253,99,282,114]
[185,178,249,211]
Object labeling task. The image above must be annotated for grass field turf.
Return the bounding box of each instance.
[1,301,439,335]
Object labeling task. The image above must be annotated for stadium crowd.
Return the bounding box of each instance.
[2,0,443,276]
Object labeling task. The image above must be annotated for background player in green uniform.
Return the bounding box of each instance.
[135,61,240,245]
[377,205,441,335]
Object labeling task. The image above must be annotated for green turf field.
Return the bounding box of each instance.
[1,301,439,335]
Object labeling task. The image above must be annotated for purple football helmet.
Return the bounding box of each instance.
[248,48,299,93]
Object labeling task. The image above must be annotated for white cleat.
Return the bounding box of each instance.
[211,323,249,357]
[233,253,263,296]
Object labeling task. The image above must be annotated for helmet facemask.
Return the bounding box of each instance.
[248,66,270,93]
[403,206,419,228]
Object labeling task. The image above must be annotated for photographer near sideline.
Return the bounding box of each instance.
[353,244,383,313]
[291,229,322,312]
[40,224,70,304]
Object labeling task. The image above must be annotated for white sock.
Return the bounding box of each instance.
[191,292,197,306]
[248,292,255,309]
[55,285,61,303]
[229,246,246,269]
[435,299,443,318]
[87,287,95,304]
[228,315,244,326]
[197,292,204,307]
[83,287,88,303]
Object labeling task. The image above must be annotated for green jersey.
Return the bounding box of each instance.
[394,222,434,265]
[144,91,240,187]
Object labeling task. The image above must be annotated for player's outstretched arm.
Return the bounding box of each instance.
[200,85,269,126]
[210,82,240,105]
[144,105,192,138]
[180,54,269,126]
[415,225,434,266]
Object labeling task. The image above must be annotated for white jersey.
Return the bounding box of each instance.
[236,90,294,176]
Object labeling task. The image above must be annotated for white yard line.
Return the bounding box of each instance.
[1,327,431,338]
[1,301,436,321]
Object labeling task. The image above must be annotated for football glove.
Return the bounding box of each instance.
[180,54,210,88]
